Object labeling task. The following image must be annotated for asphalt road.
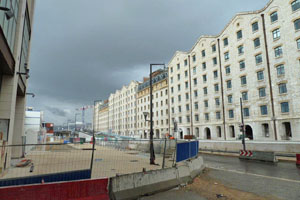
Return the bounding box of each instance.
[142,154,300,200]
[200,153,300,181]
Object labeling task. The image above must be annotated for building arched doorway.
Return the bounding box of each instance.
[156,129,160,139]
[179,129,183,139]
[245,125,253,140]
[205,127,211,140]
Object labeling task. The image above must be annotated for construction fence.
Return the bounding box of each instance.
[0,139,198,186]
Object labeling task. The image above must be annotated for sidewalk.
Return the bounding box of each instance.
[198,150,296,162]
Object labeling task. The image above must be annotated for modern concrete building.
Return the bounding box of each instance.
[0,0,36,163]
[136,69,169,139]
[168,0,300,141]
[108,81,139,136]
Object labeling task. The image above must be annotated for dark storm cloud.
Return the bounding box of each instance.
[27,0,269,124]
[45,106,68,117]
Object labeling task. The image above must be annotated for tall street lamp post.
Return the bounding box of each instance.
[240,98,246,151]
[91,99,101,172]
[146,63,165,165]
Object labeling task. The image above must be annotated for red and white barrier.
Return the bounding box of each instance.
[240,150,253,157]
[296,154,300,166]
[0,178,109,200]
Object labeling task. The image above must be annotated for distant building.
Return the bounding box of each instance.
[24,107,44,153]
[0,1,36,163]
[94,100,109,133]
[137,69,169,139]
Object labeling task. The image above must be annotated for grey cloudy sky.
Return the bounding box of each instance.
[27,0,269,125]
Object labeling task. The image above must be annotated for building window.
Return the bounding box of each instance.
[295,18,300,30]
[239,60,245,70]
[170,67,173,73]
[185,93,189,100]
[192,55,196,62]
[242,91,248,101]
[202,50,206,57]
[203,74,207,83]
[257,71,264,80]
[255,54,262,64]
[215,98,220,106]
[259,87,266,97]
[172,107,175,114]
[237,30,243,40]
[179,117,182,123]
[194,90,198,97]
[270,11,278,23]
[195,114,199,121]
[260,105,268,115]
[281,102,289,113]
[216,112,221,120]
[272,28,280,40]
[214,84,219,92]
[297,38,300,49]
[241,76,247,85]
[193,78,197,86]
[262,123,269,137]
[171,77,173,83]
[204,100,208,108]
[254,38,260,48]
[178,106,182,112]
[193,67,196,74]
[217,126,222,137]
[230,125,235,137]
[229,110,234,118]
[227,80,232,89]
[213,70,218,78]
[194,102,198,110]
[177,74,180,81]
[252,21,259,32]
[171,87,174,93]
[186,116,190,123]
[276,64,285,76]
[212,44,216,52]
[224,52,229,60]
[178,95,181,102]
[177,84,181,91]
[205,113,209,121]
[213,57,217,65]
[292,0,300,12]
[185,70,188,77]
[185,81,188,89]
[228,95,233,103]
[202,62,206,70]
[184,59,188,66]
[238,45,244,54]
[223,38,228,46]
[279,83,287,94]
[177,63,180,70]
[186,104,190,111]
[274,46,283,57]
[243,108,250,117]
[225,66,231,74]
[203,87,208,95]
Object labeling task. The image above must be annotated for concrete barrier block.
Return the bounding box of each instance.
[239,150,277,162]
[110,157,205,200]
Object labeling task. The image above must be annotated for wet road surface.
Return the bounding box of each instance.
[200,153,300,181]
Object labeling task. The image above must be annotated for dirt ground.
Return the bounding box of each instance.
[183,169,280,200]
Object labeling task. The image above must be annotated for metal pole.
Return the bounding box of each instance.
[162,137,167,169]
[90,100,100,172]
[149,64,155,165]
[240,98,246,151]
